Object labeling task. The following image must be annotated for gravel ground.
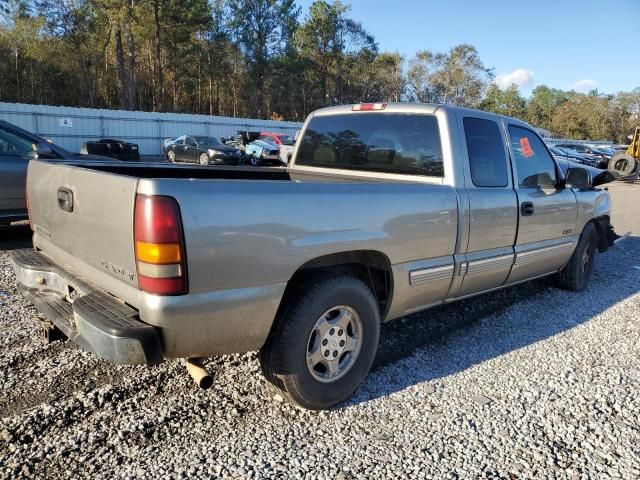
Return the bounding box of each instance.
[1,183,639,479]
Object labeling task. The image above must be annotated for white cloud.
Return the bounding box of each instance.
[495,69,534,90]
[571,79,596,93]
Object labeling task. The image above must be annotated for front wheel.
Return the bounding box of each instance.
[259,275,380,410]
[555,222,598,291]
[199,152,209,165]
[167,150,176,162]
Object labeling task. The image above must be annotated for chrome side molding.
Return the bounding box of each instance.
[409,264,454,286]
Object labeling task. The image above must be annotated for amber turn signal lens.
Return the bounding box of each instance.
[136,241,181,264]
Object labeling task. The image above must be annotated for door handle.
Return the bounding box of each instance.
[57,188,74,212]
[521,201,534,216]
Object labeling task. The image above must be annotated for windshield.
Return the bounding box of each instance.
[0,128,37,156]
[549,147,564,155]
[557,147,579,155]
[194,136,222,146]
[278,135,295,145]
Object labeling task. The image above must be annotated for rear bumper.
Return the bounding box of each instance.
[11,249,162,365]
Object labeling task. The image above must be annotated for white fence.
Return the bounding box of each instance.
[0,102,302,157]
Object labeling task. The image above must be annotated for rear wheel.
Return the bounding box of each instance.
[555,222,598,291]
[259,275,380,410]
[167,150,176,162]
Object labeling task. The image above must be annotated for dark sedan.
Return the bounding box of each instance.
[165,135,241,165]
[549,146,598,167]
[0,119,109,225]
[554,143,611,169]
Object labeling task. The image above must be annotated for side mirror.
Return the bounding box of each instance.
[566,167,593,190]
[36,142,53,158]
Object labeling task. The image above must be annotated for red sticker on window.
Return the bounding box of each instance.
[520,137,534,158]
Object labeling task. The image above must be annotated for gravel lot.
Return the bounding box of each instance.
[1,183,639,479]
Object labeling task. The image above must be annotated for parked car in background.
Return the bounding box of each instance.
[259,132,295,165]
[165,135,241,165]
[259,131,295,147]
[552,154,617,187]
[554,143,611,169]
[549,146,599,167]
[0,119,110,225]
[588,145,616,156]
[245,138,282,166]
[81,138,140,161]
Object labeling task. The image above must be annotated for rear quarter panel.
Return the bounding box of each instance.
[135,178,458,356]
[138,179,459,293]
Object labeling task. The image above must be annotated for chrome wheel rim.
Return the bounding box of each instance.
[582,239,592,272]
[306,305,362,383]
[168,151,175,161]
[199,154,208,165]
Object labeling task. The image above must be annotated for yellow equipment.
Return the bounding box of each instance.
[626,126,640,158]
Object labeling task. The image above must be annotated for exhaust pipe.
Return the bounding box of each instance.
[185,358,214,389]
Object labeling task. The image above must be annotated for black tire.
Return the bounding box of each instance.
[167,150,176,163]
[608,153,636,177]
[199,152,209,165]
[250,154,261,166]
[259,275,380,410]
[555,222,598,291]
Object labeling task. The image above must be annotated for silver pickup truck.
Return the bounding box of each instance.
[12,103,615,410]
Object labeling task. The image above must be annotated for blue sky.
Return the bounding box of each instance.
[296,0,640,96]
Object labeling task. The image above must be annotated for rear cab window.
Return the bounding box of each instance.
[463,117,509,187]
[296,113,444,178]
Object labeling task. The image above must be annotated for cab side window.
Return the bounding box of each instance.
[463,117,509,187]
[508,125,557,188]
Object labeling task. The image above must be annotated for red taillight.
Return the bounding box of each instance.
[352,103,387,111]
[134,195,187,295]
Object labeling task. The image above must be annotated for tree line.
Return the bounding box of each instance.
[0,0,638,142]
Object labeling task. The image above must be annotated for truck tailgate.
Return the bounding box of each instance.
[27,160,140,306]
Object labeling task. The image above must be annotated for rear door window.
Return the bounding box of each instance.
[508,125,557,188]
[297,113,444,177]
[463,117,509,187]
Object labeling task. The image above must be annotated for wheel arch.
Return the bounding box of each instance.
[591,214,615,252]
[279,250,394,320]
